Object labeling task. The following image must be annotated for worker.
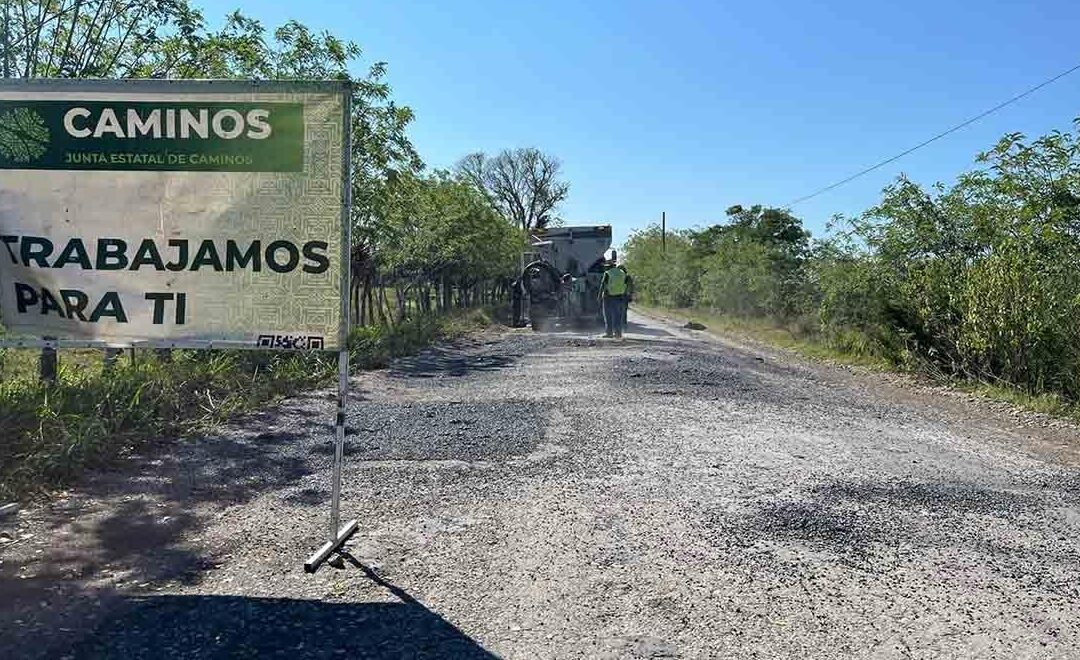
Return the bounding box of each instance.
[622,268,634,328]
[598,252,629,338]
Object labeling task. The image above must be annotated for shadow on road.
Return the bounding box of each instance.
[0,414,329,657]
[516,314,675,339]
[622,320,676,338]
[67,568,495,659]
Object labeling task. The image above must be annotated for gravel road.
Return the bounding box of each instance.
[3,311,1080,659]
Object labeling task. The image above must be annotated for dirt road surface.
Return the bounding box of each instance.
[3,311,1080,659]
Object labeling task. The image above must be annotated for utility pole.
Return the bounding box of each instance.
[661,211,666,253]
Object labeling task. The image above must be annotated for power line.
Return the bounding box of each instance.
[783,60,1080,209]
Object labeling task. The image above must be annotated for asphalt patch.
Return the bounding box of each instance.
[726,478,1080,582]
[344,400,545,462]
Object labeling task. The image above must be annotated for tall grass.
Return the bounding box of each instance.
[0,309,492,501]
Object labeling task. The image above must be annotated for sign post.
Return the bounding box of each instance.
[306,88,356,572]
[0,79,356,571]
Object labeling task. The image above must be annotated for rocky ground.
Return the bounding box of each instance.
[2,311,1079,659]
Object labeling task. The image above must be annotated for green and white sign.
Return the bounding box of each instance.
[0,80,350,350]
[0,101,304,171]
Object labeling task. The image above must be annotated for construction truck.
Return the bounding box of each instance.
[512,225,612,331]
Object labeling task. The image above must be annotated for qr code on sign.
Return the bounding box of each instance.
[256,335,326,350]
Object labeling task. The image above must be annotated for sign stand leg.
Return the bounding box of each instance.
[304,348,357,573]
[304,83,355,574]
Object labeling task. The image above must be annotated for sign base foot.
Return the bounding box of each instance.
[303,518,359,573]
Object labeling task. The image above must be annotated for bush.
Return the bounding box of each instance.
[622,227,700,307]
[626,119,1080,404]
[697,240,780,317]
[624,206,811,317]
[816,256,907,362]
[956,241,1080,396]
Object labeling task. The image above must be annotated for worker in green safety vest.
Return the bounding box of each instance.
[598,252,629,338]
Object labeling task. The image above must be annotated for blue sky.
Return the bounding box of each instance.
[204,0,1080,247]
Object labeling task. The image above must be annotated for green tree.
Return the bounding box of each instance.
[623,226,700,308]
[837,121,1080,394]
[697,239,780,316]
[456,148,570,233]
[2,0,191,78]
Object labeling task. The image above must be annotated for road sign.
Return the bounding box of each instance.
[0,79,349,351]
[0,79,357,571]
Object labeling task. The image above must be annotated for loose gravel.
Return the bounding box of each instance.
[3,312,1080,659]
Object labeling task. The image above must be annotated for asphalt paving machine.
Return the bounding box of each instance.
[512,225,613,331]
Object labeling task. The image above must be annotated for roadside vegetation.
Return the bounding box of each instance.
[626,121,1080,417]
[0,2,572,500]
[0,309,494,501]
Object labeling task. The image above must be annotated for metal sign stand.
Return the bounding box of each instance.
[304,87,357,573]
[303,347,357,572]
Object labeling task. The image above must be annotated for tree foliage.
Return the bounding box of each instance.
[625,119,1080,402]
[624,205,811,318]
[456,147,570,233]
[377,171,521,285]
[4,0,521,326]
[3,0,187,78]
